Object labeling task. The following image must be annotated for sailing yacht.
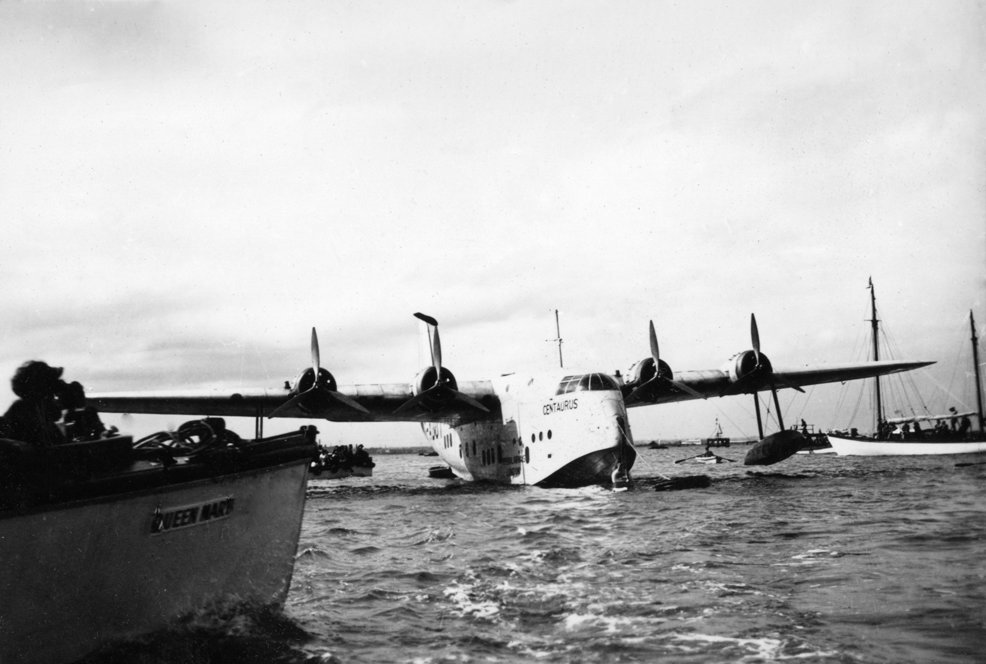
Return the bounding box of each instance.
[827,280,986,456]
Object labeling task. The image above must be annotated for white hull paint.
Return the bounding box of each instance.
[827,435,986,456]
[0,460,310,664]
[421,375,637,486]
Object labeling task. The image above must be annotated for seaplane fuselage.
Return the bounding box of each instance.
[421,370,637,486]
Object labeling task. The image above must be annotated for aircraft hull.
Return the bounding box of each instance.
[0,432,315,664]
[425,387,637,487]
[538,444,638,487]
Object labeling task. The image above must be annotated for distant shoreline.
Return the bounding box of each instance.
[364,439,760,455]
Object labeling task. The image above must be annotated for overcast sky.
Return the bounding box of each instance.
[1,1,984,443]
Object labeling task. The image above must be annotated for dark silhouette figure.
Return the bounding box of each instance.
[1,361,66,447]
[59,381,106,442]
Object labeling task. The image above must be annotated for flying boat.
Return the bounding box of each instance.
[91,312,933,487]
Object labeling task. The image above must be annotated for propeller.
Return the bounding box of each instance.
[724,313,808,440]
[267,328,370,419]
[723,314,805,396]
[627,321,704,402]
[393,313,489,416]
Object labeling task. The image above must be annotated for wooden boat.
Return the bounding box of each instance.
[827,280,985,457]
[0,419,318,664]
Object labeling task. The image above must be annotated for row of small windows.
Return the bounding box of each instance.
[464,430,553,464]
[555,373,620,395]
[463,429,553,456]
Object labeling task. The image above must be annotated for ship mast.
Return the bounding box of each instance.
[868,277,883,430]
[971,310,984,432]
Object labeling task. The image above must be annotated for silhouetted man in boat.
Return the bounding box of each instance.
[59,380,107,441]
[1,361,66,447]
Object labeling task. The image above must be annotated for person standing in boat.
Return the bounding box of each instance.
[958,415,971,438]
[1,361,66,447]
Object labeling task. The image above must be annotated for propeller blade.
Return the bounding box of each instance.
[413,312,439,326]
[433,324,443,376]
[649,320,659,363]
[413,312,442,377]
[750,313,761,364]
[310,327,320,374]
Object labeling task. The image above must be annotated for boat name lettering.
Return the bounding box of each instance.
[542,398,578,416]
[150,496,235,535]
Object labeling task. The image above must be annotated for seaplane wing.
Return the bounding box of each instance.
[620,315,932,406]
[93,316,500,425]
[627,359,933,407]
[92,380,499,424]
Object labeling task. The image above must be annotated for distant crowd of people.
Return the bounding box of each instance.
[311,443,374,475]
[0,360,114,447]
[875,407,973,441]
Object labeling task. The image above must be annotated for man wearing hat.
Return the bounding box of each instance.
[2,361,66,447]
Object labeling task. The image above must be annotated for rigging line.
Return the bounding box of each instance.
[792,384,817,424]
[943,322,969,406]
[614,419,668,480]
[846,379,865,430]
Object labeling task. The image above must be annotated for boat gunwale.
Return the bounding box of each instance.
[0,429,317,519]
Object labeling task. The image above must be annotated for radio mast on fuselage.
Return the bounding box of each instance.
[549,309,564,368]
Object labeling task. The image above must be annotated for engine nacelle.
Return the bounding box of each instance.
[413,366,458,397]
[727,350,772,383]
[292,367,338,395]
[627,357,674,386]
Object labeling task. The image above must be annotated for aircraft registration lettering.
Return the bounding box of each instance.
[542,398,578,416]
[150,496,235,535]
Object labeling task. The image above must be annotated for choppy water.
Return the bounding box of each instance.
[89,445,986,663]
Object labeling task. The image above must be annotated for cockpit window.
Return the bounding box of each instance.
[555,373,619,395]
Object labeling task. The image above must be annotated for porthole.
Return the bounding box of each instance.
[538,431,543,441]
[531,433,535,443]
[547,430,552,439]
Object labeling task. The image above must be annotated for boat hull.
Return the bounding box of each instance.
[0,432,315,664]
[827,435,986,456]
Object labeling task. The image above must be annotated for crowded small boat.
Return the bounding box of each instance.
[310,443,376,478]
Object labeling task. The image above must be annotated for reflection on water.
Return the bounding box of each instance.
[84,447,986,663]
